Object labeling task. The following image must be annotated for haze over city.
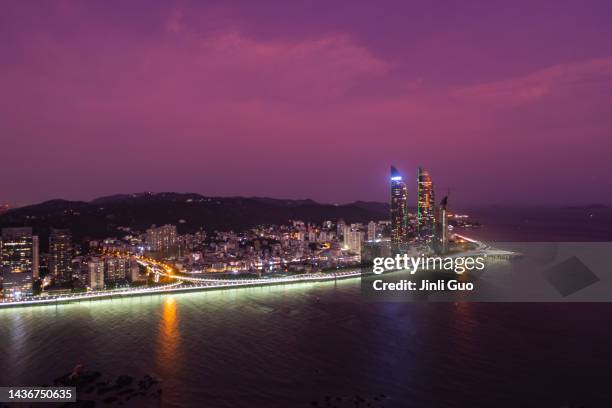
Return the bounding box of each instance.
[2,0,612,206]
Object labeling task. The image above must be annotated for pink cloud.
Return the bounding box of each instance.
[164,8,187,34]
[455,57,612,106]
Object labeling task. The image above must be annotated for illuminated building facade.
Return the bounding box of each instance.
[1,227,37,298]
[417,167,435,241]
[345,230,364,255]
[49,228,73,282]
[390,166,408,245]
[336,219,346,240]
[104,256,128,283]
[146,224,178,251]
[32,235,39,279]
[88,258,105,290]
[367,221,377,241]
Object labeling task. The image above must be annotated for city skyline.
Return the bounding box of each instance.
[3,3,612,407]
[0,162,456,300]
[2,1,612,206]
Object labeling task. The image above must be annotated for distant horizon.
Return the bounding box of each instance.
[2,190,611,211]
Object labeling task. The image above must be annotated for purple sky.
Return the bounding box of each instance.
[2,1,612,207]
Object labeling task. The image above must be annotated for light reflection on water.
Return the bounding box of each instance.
[2,277,612,407]
[156,297,180,381]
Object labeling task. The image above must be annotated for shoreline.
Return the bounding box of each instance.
[0,269,363,310]
[0,235,499,310]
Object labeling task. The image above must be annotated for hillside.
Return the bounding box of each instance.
[0,193,389,249]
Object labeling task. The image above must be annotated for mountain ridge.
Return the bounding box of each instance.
[0,193,390,250]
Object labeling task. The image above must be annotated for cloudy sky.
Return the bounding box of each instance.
[2,0,611,206]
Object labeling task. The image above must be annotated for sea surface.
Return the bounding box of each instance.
[455,205,612,242]
[2,207,612,407]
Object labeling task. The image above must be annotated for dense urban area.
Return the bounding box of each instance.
[0,167,478,301]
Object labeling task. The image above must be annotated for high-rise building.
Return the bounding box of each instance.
[346,230,365,255]
[128,257,143,282]
[1,227,37,298]
[336,219,346,240]
[434,196,449,254]
[49,228,73,282]
[367,221,377,241]
[71,256,88,282]
[87,258,105,290]
[145,224,178,251]
[390,166,408,245]
[32,235,39,279]
[104,257,128,283]
[343,225,352,248]
[417,167,435,241]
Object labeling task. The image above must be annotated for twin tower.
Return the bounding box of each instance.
[390,166,448,252]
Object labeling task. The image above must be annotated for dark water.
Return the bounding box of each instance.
[2,207,612,407]
[456,206,612,242]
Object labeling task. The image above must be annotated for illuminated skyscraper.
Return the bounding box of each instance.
[1,227,37,298]
[417,167,435,241]
[49,228,72,282]
[390,166,408,245]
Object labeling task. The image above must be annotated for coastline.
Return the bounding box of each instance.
[0,269,363,310]
[0,234,504,310]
